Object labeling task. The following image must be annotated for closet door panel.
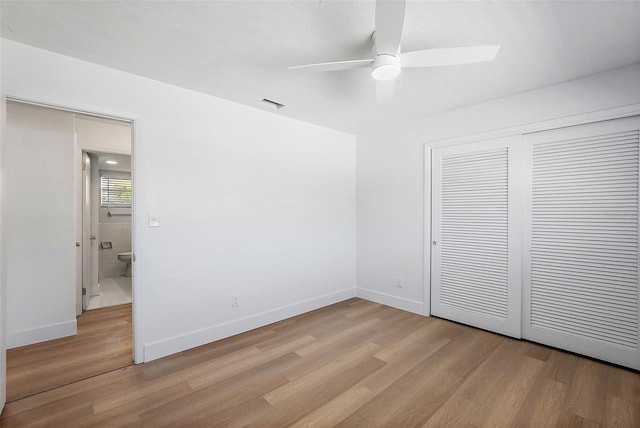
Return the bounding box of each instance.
[524,116,640,370]
[431,136,522,338]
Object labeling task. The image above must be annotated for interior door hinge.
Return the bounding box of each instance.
[82,288,87,296]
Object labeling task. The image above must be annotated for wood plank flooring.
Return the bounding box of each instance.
[5,303,132,403]
[2,298,639,427]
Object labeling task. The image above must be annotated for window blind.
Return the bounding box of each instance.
[100,176,132,207]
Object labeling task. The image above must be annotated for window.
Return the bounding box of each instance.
[101,176,132,207]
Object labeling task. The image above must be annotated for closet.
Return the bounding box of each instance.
[431,116,640,370]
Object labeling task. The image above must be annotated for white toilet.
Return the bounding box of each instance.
[117,251,132,277]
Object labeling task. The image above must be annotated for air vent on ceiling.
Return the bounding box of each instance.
[260,98,285,111]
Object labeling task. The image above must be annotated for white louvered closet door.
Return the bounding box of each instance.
[431,136,523,338]
[524,116,640,370]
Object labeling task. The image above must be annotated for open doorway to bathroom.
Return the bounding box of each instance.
[4,102,134,402]
[83,151,133,311]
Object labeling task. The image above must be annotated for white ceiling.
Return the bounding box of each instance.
[96,153,131,173]
[2,1,639,134]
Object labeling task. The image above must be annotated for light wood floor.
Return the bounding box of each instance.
[5,303,132,403]
[2,298,639,427]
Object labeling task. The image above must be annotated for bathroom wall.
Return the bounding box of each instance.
[99,222,132,278]
[98,170,132,223]
[99,169,132,278]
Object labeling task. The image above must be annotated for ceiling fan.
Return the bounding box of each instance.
[289,0,500,103]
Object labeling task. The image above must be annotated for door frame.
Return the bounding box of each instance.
[82,151,92,312]
[81,151,98,312]
[4,94,143,364]
[76,137,84,315]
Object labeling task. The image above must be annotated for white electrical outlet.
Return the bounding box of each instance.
[395,276,404,288]
[231,294,239,308]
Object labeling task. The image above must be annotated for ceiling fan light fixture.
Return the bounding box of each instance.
[287,0,501,103]
[371,54,401,81]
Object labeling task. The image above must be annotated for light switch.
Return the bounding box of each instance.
[148,212,160,227]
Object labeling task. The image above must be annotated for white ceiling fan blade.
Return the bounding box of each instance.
[400,45,501,68]
[375,0,406,55]
[288,59,373,72]
[376,79,395,104]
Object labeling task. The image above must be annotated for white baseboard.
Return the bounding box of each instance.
[143,288,357,362]
[7,319,77,349]
[356,288,424,315]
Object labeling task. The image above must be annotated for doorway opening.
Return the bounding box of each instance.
[82,151,133,311]
[4,100,135,402]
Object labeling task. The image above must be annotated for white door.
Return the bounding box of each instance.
[82,153,93,310]
[75,141,83,315]
[5,101,77,346]
[431,136,523,338]
[523,116,640,370]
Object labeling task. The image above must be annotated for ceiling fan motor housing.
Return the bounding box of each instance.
[371,54,401,81]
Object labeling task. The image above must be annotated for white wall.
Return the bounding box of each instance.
[98,169,132,279]
[4,101,78,348]
[1,39,356,362]
[356,63,640,314]
[75,114,131,155]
